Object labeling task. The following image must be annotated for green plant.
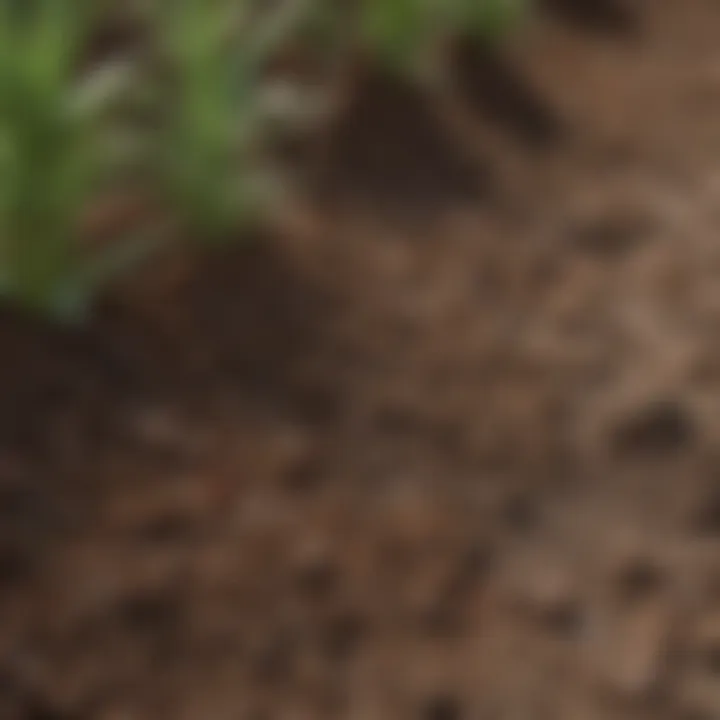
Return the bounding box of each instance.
[150,0,312,242]
[451,0,528,41]
[0,0,528,322]
[354,0,529,80]
[0,0,157,322]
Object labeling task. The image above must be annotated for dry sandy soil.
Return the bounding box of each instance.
[3,1,720,718]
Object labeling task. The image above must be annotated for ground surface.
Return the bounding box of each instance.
[3,1,720,718]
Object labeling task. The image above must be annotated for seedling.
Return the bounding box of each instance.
[335,0,530,83]
[150,0,313,242]
[0,0,156,322]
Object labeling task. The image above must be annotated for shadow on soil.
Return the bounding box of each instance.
[0,238,342,474]
[317,69,490,220]
[539,0,639,36]
[452,42,565,150]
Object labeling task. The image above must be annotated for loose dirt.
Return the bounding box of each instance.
[3,1,720,718]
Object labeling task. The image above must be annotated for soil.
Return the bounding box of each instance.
[4,1,720,718]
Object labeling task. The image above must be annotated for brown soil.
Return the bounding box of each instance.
[4,1,720,718]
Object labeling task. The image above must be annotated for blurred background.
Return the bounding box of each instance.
[2,0,720,718]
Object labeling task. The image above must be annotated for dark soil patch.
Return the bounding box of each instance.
[317,68,488,219]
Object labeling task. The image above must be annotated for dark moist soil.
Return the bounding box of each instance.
[4,1,720,718]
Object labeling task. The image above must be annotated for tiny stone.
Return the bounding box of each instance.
[593,600,672,699]
[504,551,578,619]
